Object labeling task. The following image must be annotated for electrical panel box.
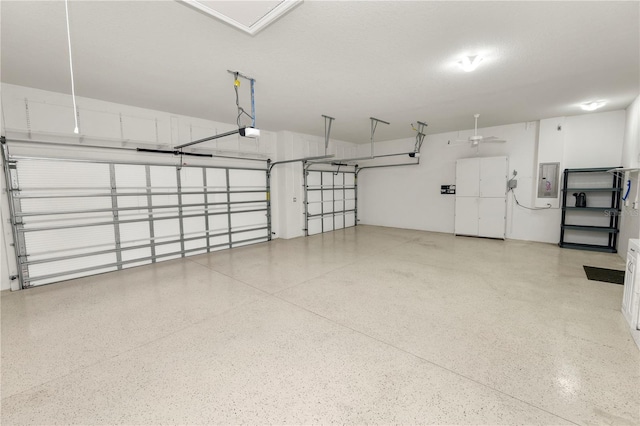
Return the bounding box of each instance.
[537,162,560,198]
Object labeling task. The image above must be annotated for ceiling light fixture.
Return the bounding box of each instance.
[580,101,607,111]
[458,55,483,72]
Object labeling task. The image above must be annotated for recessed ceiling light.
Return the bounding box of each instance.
[580,101,607,111]
[458,55,483,72]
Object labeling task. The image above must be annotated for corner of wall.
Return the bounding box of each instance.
[618,95,640,258]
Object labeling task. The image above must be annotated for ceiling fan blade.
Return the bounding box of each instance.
[482,136,506,143]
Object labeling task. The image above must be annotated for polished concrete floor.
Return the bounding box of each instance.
[1,225,638,425]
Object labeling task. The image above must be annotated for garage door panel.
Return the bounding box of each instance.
[184,239,207,251]
[24,225,115,258]
[29,253,118,284]
[344,213,355,227]
[207,214,230,232]
[182,194,205,205]
[307,218,322,235]
[230,192,266,203]
[231,211,266,229]
[305,170,357,236]
[150,166,177,187]
[121,248,152,263]
[19,160,111,189]
[154,243,182,256]
[206,168,226,187]
[117,222,150,247]
[115,164,146,188]
[180,167,205,187]
[307,201,321,216]
[151,194,179,207]
[153,218,180,238]
[209,235,230,247]
[232,228,268,243]
[345,199,356,210]
[229,169,264,187]
[344,174,355,186]
[32,266,119,286]
[10,157,269,288]
[25,212,112,229]
[21,196,112,213]
[183,216,205,234]
[117,195,148,209]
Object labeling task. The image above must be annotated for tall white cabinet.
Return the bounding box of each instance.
[455,156,508,239]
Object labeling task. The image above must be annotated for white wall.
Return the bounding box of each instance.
[618,95,640,257]
[358,111,627,245]
[563,111,626,169]
[535,117,565,208]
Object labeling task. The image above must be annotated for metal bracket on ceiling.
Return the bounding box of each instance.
[322,115,335,155]
[369,117,390,158]
[413,120,428,153]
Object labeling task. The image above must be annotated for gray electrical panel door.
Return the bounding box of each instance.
[537,162,560,198]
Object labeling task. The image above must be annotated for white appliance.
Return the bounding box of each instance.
[455,156,508,239]
[622,238,640,350]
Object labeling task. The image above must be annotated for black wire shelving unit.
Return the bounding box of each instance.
[559,167,623,253]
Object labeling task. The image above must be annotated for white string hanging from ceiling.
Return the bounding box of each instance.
[64,0,79,134]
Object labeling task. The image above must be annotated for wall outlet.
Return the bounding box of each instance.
[508,179,518,189]
[293,197,297,202]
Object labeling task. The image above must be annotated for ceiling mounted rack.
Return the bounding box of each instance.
[309,118,427,168]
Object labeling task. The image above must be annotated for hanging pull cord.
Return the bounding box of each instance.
[64,0,79,134]
[233,73,254,128]
[622,179,631,201]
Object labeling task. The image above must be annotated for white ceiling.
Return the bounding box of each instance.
[1,1,638,143]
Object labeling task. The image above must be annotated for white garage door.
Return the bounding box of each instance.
[6,157,269,288]
[305,169,356,236]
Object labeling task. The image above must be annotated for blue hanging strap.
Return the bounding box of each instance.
[622,179,631,201]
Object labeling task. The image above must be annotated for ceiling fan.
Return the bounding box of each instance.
[448,114,506,147]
